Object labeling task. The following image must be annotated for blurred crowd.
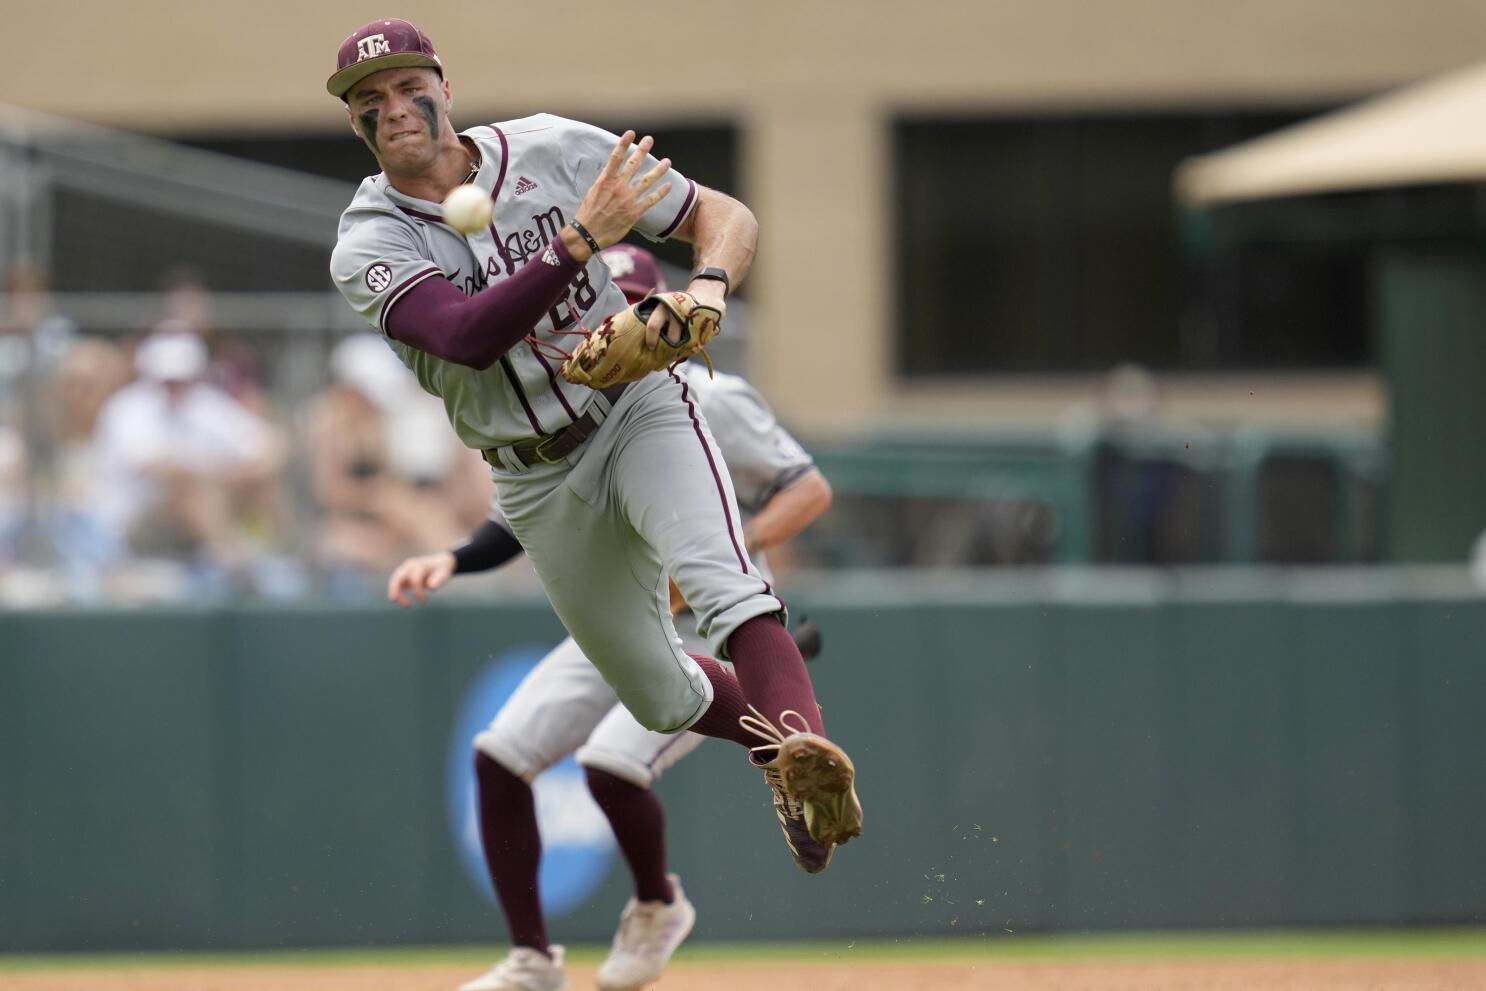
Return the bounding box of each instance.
[0,263,492,605]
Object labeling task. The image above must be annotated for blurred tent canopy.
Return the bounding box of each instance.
[1175,60,1486,206]
[1172,63,1486,565]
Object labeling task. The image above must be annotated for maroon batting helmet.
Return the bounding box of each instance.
[600,245,668,303]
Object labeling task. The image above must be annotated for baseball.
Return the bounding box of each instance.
[441,184,493,234]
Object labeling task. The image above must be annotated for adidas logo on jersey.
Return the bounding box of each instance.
[514,176,538,195]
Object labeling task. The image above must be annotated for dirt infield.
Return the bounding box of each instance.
[6,957,1486,991]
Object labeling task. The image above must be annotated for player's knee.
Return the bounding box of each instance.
[618,694,691,734]
[472,729,539,783]
[577,744,655,790]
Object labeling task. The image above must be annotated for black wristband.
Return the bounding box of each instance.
[451,519,525,574]
[690,266,731,295]
[569,220,602,259]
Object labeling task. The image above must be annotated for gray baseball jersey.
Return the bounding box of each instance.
[476,369,816,787]
[330,114,698,450]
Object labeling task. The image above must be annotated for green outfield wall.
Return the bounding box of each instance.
[2,569,1484,951]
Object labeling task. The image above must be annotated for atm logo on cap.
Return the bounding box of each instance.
[357,34,391,61]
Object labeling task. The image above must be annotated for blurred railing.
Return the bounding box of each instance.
[797,422,1386,569]
[29,288,750,410]
[0,105,352,291]
[0,291,1389,608]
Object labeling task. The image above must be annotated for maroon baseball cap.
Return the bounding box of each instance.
[327,18,442,98]
[600,245,668,302]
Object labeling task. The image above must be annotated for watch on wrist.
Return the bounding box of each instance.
[690,266,731,295]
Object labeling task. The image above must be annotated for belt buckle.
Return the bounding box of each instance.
[531,432,566,465]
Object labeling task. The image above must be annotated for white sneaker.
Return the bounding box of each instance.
[596,874,697,991]
[457,945,567,991]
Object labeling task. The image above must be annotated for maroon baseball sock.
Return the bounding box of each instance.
[474,753,551,955]
[727,613,825,736]
[687,654,759,748]
[584,767,674,904]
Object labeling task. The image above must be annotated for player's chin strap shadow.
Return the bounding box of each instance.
[739,704,813,765]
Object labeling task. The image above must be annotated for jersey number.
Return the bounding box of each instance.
[548,265,598,330]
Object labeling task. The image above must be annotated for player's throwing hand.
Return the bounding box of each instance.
[572,131,674,253]
[387,550,457,607]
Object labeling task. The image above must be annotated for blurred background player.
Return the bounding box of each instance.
[386,246,833,991]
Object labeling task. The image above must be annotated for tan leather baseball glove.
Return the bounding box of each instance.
[559,291,722,388]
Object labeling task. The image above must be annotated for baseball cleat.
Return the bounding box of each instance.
[777,732,863,847]
[761,762,835,873]
[595,873,696,991]
[741,706,863,853]
[457,945,567,991]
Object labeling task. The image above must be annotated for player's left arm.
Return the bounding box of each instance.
[744,467,832,555]
[668,186,759,310]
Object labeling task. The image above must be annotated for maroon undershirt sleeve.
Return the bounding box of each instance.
[384,234,582,369]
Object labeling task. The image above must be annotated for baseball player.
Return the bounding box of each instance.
[327,14,860,949]
[388,242,832,991]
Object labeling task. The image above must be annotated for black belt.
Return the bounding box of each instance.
[484,382,627,469]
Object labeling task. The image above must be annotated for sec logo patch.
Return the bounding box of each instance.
[365,263,393,292]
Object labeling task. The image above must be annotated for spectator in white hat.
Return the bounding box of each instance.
[90,327,283,570]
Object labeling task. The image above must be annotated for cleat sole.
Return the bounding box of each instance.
[777,734,864,847]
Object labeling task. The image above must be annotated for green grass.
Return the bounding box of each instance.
[671,928,1486,964]
[2,929,1484,972]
